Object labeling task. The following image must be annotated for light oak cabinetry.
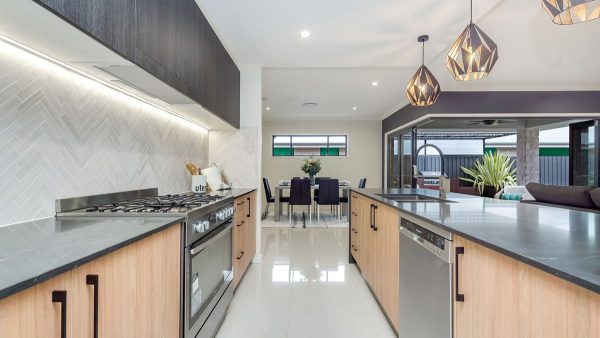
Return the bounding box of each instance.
[233,191,257,289]
[454,235,600,338]
[350,193,399,332]
[0,224,181,338]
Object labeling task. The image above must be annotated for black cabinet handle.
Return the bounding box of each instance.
[351,244,358,252]
[86,275,99,338]
[373,205,378,231]
[236,251,245,260]
[52,290,67,338]
[247,197,251,218]
[351,228,357,234]
[237,201,245,206]
[455,247,465,302]
[237,220,245,227]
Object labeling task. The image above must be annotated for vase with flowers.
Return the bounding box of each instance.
[301,156,321,185]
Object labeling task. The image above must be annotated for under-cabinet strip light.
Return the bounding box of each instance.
[0,33,209,132]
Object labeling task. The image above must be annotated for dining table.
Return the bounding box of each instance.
[273,181,352,222]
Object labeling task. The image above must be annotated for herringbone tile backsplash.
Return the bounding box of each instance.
[0,43,208,226]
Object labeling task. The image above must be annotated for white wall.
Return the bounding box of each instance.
[262,120,382,193]
[0,38,208,226]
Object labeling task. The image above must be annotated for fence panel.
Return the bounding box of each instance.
[416,155,569,186]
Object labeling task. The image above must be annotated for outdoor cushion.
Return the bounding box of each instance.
[589,188,600,209]
[501,193,522,201]
[525,183,595,209]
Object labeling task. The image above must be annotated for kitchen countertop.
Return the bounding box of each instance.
[0,216,183,300]
[352,188,600,294]
[211,188,257,198]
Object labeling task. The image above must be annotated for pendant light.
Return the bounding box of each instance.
[541,0,600,24]
[406,35,441,107]
[446,0,498,81]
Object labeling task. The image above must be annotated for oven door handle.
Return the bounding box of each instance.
[189,220,233,255]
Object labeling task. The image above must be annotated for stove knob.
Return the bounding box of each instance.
[203,220,210,230]
[193,222,205,233]
[217,211,225,220]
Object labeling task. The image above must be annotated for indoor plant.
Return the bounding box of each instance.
[301,156,321,184]
[460,152,517,198]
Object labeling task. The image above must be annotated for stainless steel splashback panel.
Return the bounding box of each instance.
[55,188,158,213]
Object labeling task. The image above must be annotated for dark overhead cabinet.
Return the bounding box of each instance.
[34,0,241,128]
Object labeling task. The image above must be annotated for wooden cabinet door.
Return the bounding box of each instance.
[361,199,377,286]
[454,235,600,338]
[70,259,105,338]
[245,192,257,262]
[0,271,74,338]
[231,196,248,289]
[127,224,181,337]
[349,193,361,264]
[377,205,399,332]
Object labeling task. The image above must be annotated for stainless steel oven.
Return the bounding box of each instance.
[184,204,234,338]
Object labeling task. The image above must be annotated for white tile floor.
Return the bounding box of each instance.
[216,218,397,338]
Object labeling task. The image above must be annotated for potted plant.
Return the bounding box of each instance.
[460,152,517,198]
[301,156,322,185]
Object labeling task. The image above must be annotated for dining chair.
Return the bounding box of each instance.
[316,179,340,223]
[262,177,290,219]
[313,177,331,204]
[289,178,312,226]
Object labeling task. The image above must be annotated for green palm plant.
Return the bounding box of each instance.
[460,152,517,197]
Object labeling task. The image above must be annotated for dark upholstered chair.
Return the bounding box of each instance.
[262,177,290,219]
[316,179,341,223]
[313,177,331,203]
[289,178,312,226]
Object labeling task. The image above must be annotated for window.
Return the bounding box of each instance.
[272,135,348,157]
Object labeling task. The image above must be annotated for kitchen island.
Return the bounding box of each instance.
[350,188,600,337]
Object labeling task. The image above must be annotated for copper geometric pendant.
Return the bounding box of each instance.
[541,0,600,24]
[446,23,498,81]
[406,65,441,106]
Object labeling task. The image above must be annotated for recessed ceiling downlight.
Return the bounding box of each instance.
[302,102,318,108]
[299,30,311,38]
[353,106,357,111]
[372,81,379,87]
[266,107,271,111]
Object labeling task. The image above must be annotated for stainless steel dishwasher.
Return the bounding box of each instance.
[399,218,453,338]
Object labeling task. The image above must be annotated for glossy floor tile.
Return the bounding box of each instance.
[261,209,349,228]
[216,227,397,338]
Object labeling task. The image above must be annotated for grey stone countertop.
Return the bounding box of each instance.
[0,216,183,300]
[352,188,600,294]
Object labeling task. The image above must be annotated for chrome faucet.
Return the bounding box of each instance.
[439,175,450,199]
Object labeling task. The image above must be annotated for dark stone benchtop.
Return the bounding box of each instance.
[226,188,257,198]
[0,216,183,300]
[352,188,600,294]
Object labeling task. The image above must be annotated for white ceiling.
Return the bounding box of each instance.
[200,0,600,121]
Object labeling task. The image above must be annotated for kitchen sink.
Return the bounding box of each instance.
[375,194,455,203]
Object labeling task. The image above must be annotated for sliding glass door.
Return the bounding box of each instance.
[569,120,599,187]
[388,130,414,188]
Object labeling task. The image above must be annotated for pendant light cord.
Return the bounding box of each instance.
[421,40,425,66]
[470,0,473,24]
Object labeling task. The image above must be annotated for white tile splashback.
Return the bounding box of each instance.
[0,40,208,226]
[209,127,258,189]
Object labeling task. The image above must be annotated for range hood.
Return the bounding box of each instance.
[94,65,195,105]
[0,0,234,130]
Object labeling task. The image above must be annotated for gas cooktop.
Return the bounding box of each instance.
[81,193,224,214]
[56,189,232,217]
